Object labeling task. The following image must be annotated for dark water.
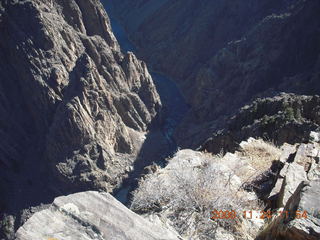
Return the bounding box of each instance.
[101,2,189,203]
[151,72,189,150]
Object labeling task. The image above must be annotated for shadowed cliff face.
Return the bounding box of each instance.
[176,0,320,148]
[200,94,320,154]
[106,0,294,81]
[0,0,161,235]
[99,2,189,204]
[0,0,319,239]
[106,0,320,148]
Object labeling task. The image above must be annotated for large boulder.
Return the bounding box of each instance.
[269,139,320,208]
[15,191,181,240]
[259,134,320,239]
[258,181,320,240]
[277,162,307,207]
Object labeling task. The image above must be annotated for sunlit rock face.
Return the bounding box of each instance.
[15,191,181,240]
[0,0,161,232]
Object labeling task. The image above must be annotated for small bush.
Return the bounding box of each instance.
[239,139,281,180]
[130,151,262,239]
[284,107,295,121]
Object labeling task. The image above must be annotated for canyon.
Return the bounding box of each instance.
[0,0,319,239]
[107,0,320,148]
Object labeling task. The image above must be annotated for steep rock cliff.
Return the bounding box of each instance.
[107,0,293,82]
[178,0,320,147]
[0,0,160,236]
[107,0,320,148]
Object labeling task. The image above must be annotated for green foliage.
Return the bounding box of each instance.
[261,115,276,125]
[284,107,295,121]
[284,106,303,121]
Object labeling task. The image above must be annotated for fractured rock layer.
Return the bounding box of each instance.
[0,0,161,229]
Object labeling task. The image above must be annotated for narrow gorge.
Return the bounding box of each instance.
[0,0,320,239]
[101,2,190,203]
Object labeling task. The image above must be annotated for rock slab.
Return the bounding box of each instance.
[15,191,181,240]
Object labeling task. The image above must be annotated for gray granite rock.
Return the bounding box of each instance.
[278,162,307,207]
[310,131,320,143]
[258,181,320,240]
[15,191,182,240]
[269,141,320,208]
[280,143,298,163]
[258,140,320,239]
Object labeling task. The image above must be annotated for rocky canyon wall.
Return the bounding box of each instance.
[0,0,161,233]
[107,0,320,148]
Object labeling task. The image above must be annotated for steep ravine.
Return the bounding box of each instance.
[105,0,320,150]
[101,2,189,204]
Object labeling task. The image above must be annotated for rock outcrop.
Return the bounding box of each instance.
[15,191,181,240]
[257,138,320,240]
[200,93,320,154]
[0,0,160,237]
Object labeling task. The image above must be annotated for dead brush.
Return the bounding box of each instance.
[239,138,281,181]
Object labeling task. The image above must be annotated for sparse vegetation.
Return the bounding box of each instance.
[284,106,295,121]
[238,138,281,181]
[130,149,265,239]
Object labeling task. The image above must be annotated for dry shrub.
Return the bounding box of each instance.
[130,151,262,239]
[239,138,281,177]
[238,138,282,197]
